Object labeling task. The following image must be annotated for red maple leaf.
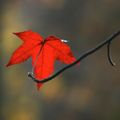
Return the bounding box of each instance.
[6,30,76,90]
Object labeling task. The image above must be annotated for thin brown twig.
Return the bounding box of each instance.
[28,30,120,83]
[107,41,116,66]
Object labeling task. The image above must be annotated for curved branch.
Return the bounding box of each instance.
[107,41,116,66]
[28,30,120,83]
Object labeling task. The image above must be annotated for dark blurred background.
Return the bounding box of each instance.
[1,0,120,120]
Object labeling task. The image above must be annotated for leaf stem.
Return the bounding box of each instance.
[28,30,120,83]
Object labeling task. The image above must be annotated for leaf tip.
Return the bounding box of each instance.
[6,62,11,67]
[13,31,18,34]
[37,83,43,91]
